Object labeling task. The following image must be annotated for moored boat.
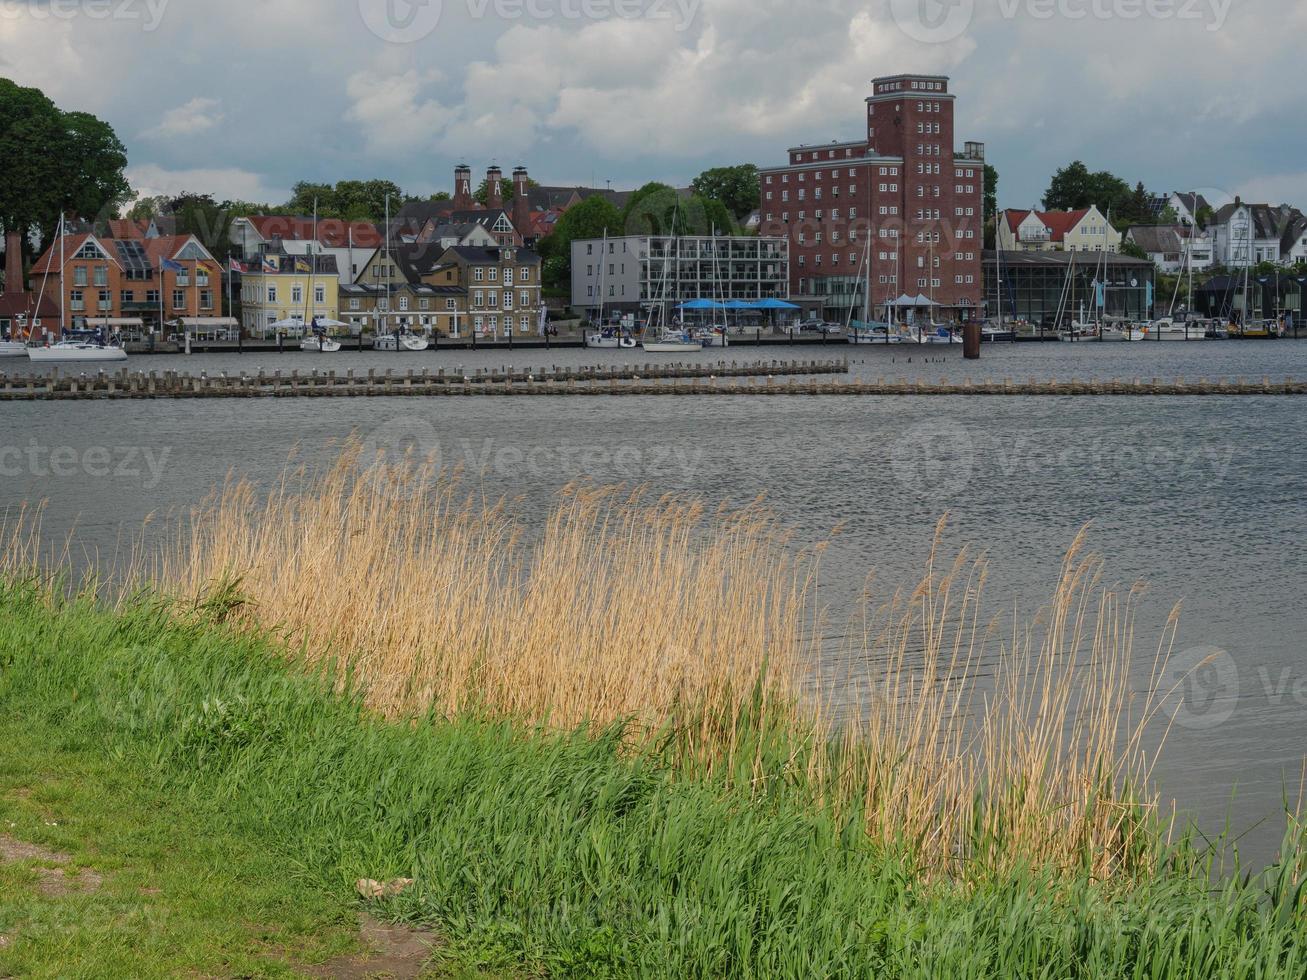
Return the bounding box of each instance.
[28,332,128,363]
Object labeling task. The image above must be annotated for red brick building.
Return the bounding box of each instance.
[758,74,985,321]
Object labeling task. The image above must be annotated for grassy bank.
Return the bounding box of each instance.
[1,579,1305,978]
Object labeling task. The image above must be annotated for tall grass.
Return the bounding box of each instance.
[1,579,1304,978]
[75,443,1180,881]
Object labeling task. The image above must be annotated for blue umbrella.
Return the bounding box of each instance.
[677,299,722,310]
[755,298,799,310]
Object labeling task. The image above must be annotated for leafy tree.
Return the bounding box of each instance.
[284,179,405,222]
[624,185,734,237]
[127,195,171,221]
[536,195,622,290]
[691,164,760,219]
[1120,238,1149,261]
[1041,161,1132,219]
[59,110,131,229]
[983,164,998,225]
[0,79,130,264]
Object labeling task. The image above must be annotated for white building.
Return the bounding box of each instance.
[570,235,790,316]
[1125,225,1214,275]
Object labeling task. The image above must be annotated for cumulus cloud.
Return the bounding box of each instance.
[146,97,225,139]
[1,0,1305,208]
[126,164,285,206]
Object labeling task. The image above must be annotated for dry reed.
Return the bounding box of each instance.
[7,442,1185,879]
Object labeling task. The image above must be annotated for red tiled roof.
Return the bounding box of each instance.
[1003,208,1092,242]
[243,215,383,248]
[1038,209,1090,241]
[0,290,59,320]
[140,235,218,267]
[30,234,106,275]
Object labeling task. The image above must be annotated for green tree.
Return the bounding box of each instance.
[624,185,734,237]
[691,164,760,219]
[283,179,405,222]
[536,196,623,290]
[1041,161,1132,218]
[58,110,131,229]
[0,79,130,262]
[983,164,999,225]
[1120,238,1149,261]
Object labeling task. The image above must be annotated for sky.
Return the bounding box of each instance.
[0,0,1301,212]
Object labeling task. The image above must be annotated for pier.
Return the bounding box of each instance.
[2,364,1305,399]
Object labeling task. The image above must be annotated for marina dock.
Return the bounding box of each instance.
[3,363,1305,399]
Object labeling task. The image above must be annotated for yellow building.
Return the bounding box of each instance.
[239,252,341,335]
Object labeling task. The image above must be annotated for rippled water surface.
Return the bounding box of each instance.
[4,339,1306,859]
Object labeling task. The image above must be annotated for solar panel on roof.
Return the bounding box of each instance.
[114,240,151,273]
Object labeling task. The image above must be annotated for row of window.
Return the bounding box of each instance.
[470,266,530,284]
[68,289,213,310]
[70,264,210,287]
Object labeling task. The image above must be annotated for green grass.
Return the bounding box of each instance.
[0,578,1305,978]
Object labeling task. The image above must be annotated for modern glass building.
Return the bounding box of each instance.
[982,250,1156,325]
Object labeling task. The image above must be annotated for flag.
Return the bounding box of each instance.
[229,258,245,274]
[262,255,279,275]
[161,258,185,272]
[293,257,312,274]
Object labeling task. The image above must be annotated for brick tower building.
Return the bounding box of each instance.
[758,74,985,321]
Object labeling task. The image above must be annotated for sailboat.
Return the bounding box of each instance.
[0,337,25,357]
[848,235,901,344]
[371,194,430,352]
[28,214,128,362]
[296,202,340,352]
[641,217,701,353]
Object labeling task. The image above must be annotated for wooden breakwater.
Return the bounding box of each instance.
[0,360,847,400]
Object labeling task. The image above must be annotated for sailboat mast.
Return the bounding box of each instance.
[59,213,65,334]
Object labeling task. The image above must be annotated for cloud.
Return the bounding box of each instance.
[126,164,286,206]
[2,0,1306,208]
[146,97,225,139]
[1236,174,1307,207]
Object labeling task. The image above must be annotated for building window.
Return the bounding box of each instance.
[399,296,409,311]
[349,298,361,311]
[315,285,325,305]
[173,290,186,309]
[474,267,484,281]
[200,290,213,310]
[292,285,303,304]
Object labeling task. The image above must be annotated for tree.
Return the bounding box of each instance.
[0,79,130,262]
[691,164,760,219]
[283,179,405,222]
[983,164,999,226]
[623,184,734,237]
[536,196,622,290]
[1041,161,1132,219]
[58,110,131,228]
[1120,238,1149,261]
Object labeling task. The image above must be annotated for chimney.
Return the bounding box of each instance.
[512,166,532,244]
[453,164,473,209]
[486,166,503,210]
[3,231,23,296]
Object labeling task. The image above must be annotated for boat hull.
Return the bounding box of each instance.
[301,338,342,352]
[642,342,704,353]
[28,344,127,363]
[0,341,28,357]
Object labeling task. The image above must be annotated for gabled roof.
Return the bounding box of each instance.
[1126,225,1185,254]
[1172,192,1212,218]
[31,234,116,274]
[1003,208,1092,242]
[0,290,59,320]
[443,245,540,265]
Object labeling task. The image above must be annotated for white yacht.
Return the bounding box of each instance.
[28,334,128,363]
[373,330,429,352]
[0,339,28,358]
[1145,318,1206,341]
[642,328,703,353]
[300,335,342,353]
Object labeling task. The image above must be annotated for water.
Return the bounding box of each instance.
[4,339,1306,859]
